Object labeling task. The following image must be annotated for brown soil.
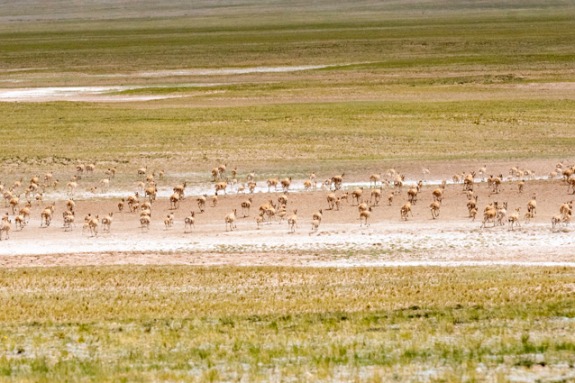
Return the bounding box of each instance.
[2,159,574,268]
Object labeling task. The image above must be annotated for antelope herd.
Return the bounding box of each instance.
[0,160,574,241]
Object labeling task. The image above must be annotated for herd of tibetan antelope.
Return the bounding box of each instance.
[1,160,575,241]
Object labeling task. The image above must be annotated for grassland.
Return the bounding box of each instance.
[2,2,575,382]
[1,98,575,174]
[0,266,574,382]
[1,2,575,171]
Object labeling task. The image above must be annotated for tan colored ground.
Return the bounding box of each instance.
[2,158,574,268]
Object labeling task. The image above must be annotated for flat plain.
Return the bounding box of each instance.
[1,1,575,382]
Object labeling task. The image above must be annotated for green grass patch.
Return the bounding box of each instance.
[0,99,573,166]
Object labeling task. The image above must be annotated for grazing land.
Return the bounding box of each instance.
[1,1,575,382]
[0,267,574,382]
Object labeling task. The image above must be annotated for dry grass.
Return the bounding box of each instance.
[1,2,575,382]
[0,266,573,382]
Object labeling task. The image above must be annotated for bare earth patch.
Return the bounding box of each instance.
[2,159,574,269]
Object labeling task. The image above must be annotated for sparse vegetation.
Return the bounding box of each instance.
[0,266,573,382]
[1,1,575,381]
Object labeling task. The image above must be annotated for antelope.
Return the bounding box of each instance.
[225,209,237,231]
[0,218,11,241]
[312,209,323,223]
[330,174,344,191]
[287,210,298,233]
[280,177,292,192]
[481,204,497,228]
[140,216,151,232]
[327,193,337,210]
[400,202,412,221]
[527,195,537,219]
[370,187,383,206]
[62,211,75,232]
[407,186,419,205]
[241,198,253,217]
[214,181,227,195]
[40,202,56,227]
[101,213,113,232]
[351,187,364,205]
[496,202,508,226]
[267,178,279,192]
[184,211,196,232]
[197,194,207,212]
[163,213,174,229]
[86,215,99,237]
[508,208,521,231]
[430,200,441,219]
[369,173,381,188]
[359,207,372,227]
[432,187,444,202]
[169,192,181,210]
